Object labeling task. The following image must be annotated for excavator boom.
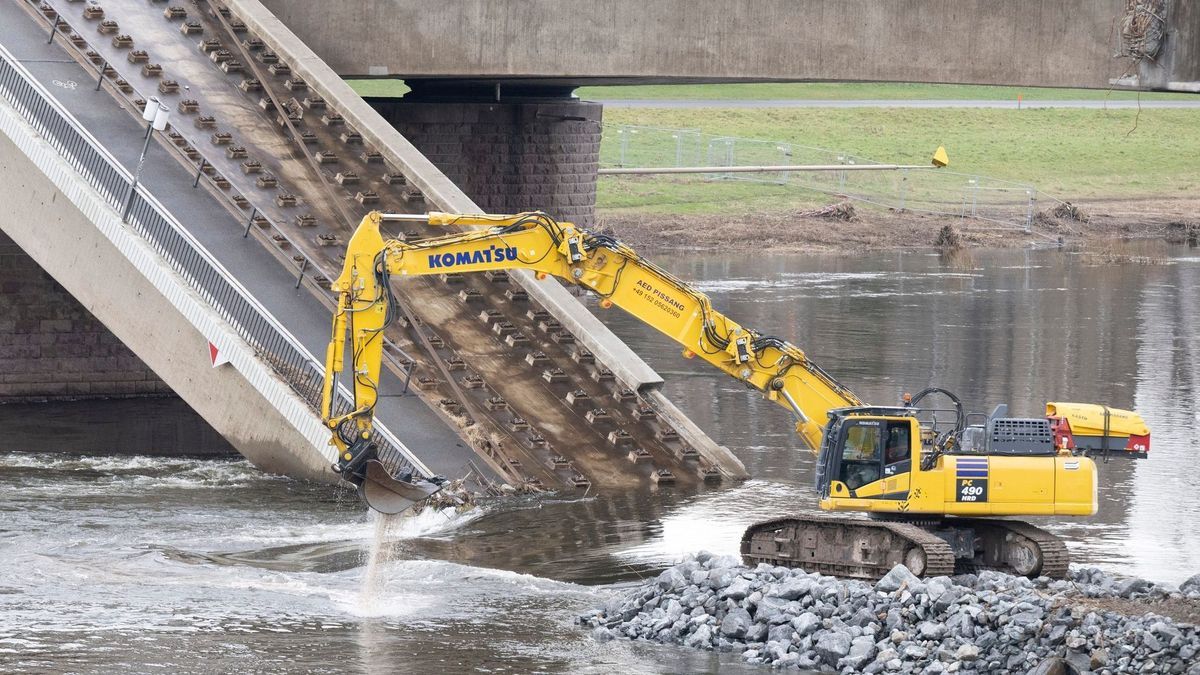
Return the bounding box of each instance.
[323,211,860,455]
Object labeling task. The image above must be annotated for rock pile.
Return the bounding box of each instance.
[579,552,1200,674]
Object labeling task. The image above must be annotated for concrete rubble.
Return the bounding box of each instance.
[579,552,1200,674]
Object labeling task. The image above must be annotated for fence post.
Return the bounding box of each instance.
[1025,189,1035,233]
[618,128,628,167]
[898,168,908,212]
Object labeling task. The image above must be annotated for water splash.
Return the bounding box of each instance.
[357,505,488,614]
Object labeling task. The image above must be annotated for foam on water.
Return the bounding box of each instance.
[342,557,585,619]
[357,505,492,616]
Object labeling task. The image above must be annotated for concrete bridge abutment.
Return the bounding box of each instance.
[368,93,602,227]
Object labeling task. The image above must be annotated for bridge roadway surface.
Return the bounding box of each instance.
[0,1,489,482]
[599,99,1200,109]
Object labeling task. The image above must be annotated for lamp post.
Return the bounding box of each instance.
[122,97,170,223]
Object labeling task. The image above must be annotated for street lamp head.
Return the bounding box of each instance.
[151,103,170,132]
[141,96,160,123]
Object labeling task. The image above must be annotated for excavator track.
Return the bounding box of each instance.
[740,516,956,581]
[951,519,1071,579]
[742,516,1071,581]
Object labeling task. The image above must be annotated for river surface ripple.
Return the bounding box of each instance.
[2,245,1197,673]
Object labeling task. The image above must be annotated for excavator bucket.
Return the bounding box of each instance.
[356,459,444,515]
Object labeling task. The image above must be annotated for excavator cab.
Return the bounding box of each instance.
[816,407,919,504]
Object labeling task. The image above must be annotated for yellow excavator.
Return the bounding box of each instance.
[320,210,1151,579]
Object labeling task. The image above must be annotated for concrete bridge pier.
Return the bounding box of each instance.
[369,84,602,227]
[0,231,233,456]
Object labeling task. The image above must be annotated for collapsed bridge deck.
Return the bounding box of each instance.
[6,0,746,491]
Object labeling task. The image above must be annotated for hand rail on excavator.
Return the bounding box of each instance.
[320,210,865,512]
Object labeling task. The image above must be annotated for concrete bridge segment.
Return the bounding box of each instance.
[260,0,1197,91]
[0,0,744,488]
[0,16,478,481]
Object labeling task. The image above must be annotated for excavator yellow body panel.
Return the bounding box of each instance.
[818,417,1097,517]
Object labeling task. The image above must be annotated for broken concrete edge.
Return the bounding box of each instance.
[645,390,749,480]
[222,0,665,394]
[0,92,335,483]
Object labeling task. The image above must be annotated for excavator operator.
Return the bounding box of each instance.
[883,424,911,476]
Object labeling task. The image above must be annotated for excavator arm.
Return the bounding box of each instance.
[321,210,862,495]
[318,215,445,514]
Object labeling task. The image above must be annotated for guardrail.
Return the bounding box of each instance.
[0,41,426,478]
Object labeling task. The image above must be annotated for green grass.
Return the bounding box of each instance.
[346,79,410,98]
[599,106,1200,215]
[578,82,1196,101]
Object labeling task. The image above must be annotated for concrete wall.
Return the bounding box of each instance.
[1136,0,1200,91]
[259,0,1158,90]
[0,110,331,480]
[370,99,602,226]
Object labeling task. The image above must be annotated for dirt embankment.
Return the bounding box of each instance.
[595,198,1200,254]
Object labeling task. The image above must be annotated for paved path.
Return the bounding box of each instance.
[598,98,1200,109]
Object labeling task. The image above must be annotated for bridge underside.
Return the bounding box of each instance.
[260,0,1199,93]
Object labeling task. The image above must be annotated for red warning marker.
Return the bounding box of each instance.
[208,341,229,368]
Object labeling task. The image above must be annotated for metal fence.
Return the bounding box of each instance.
[0,44,423,478]
[601,124,1041,230]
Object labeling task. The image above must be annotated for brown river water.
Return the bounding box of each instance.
[1,245,1197,673]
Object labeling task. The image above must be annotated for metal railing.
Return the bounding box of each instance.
[601,124,1043,231]
[0,43,424,478]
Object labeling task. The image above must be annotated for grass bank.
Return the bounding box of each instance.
[598,106,1200,215]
